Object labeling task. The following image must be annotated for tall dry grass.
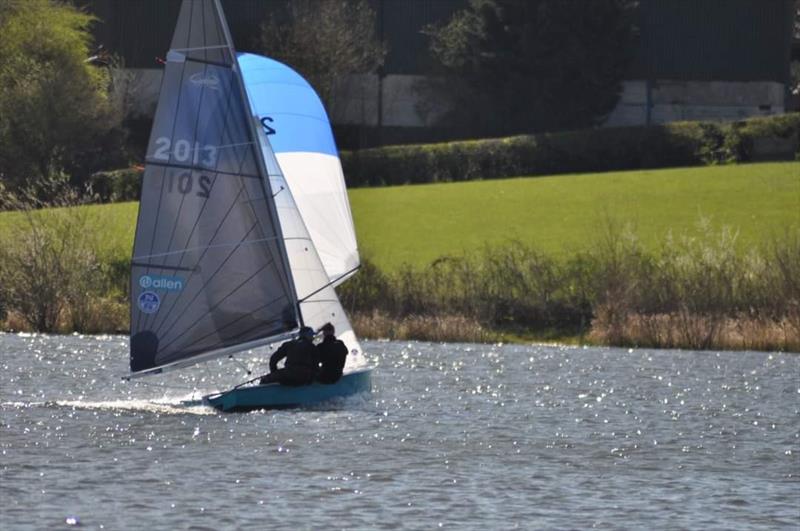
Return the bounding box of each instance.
[340,221,800,351]
[0,185,128,333]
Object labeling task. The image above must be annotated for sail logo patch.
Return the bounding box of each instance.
[189,72,220,91]
[137,291,160,314]
[139,275,184,292]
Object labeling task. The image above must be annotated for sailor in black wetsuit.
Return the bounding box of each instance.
[316,322,348,384]
[260,326,319,386]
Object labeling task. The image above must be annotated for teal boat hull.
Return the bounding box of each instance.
[202,368,372,412]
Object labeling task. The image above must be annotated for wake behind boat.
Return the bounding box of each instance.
[128,0,371,410]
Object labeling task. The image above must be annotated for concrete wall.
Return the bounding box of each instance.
[125,68,789,133]
[605,80,787,127]
[330,74,445,128]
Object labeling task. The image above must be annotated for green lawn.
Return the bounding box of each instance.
[2,162,798,271]
[350,161,800,269]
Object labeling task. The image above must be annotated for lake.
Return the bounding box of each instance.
[1,333,798,529]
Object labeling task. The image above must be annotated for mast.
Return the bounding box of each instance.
[210,0,304,327]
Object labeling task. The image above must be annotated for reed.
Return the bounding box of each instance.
[340,221,800,352]
[0,188,127,333]
[0,193,796,351]
[351,311,494,343]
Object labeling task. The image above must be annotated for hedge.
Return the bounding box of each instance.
[88,113,799,201]
[340,113,800,187]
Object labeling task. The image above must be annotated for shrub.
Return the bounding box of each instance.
[0,186,124,332]
[341,114,800,187]
[86,167,142,202]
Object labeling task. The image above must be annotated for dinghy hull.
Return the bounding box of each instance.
[203,368,372,412]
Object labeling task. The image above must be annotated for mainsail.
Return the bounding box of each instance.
[239,53,360,285]
[130,0,300,374]
[129,0,365,376]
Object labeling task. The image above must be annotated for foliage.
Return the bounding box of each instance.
[422,0,637,136]
[338,224,800,351]
[341,114,800,187]
[0,0,127,201]
[257,0,386,114]
[86,167,142,202]
[0,184,124,332]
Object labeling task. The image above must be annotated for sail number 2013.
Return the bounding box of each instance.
[152,137,218,166]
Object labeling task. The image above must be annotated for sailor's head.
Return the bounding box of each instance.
[298,326,315,340]
[321,322,335,337]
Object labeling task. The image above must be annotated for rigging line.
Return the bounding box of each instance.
[176,291,288,354]
[157,258,275,353]
[155,216,267,343]
[133,235,282,262]
[227,356,252,376]
[297,264,362,304]
[151,182,248,337]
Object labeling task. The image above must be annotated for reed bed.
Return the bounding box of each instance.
[1,198,797,352]
[340,221,800,352]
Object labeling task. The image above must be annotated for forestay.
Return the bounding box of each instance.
[254,121,366,370]
[129,0,299,375]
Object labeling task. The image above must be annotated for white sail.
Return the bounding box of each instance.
[239,54,360,286]
[254,123,366,371]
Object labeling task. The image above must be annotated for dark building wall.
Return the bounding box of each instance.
[80,0,792,82]
[76,0,466,72]
[631,0,793,83]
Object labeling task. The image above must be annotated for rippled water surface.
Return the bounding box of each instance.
[1,333,798,529]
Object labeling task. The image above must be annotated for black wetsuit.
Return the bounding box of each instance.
[316,336,348,384]
[261,338,319,386]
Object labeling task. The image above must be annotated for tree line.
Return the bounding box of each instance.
[0,0,637,204]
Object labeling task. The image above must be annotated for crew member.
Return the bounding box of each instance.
[259,326,318,386]
[316,322,348,384]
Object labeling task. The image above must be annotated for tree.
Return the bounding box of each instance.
[0,0,125,200]
[422,0,637,137]
[257,0,386,113]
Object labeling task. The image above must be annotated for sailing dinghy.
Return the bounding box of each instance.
[129,0,371,411]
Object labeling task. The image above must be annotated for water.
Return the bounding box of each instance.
[1,333,798,529]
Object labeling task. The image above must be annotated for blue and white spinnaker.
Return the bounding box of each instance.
[239,53,359,286]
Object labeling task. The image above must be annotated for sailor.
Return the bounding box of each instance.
[315,323,348,384]
[259,326,319,386]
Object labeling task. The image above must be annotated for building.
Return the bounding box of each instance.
[80,0,795,146]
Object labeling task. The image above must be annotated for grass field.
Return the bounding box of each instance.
[350,161,800,269]
[1,162,797,271]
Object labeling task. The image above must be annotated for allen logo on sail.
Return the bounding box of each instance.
[138,275,184,292]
